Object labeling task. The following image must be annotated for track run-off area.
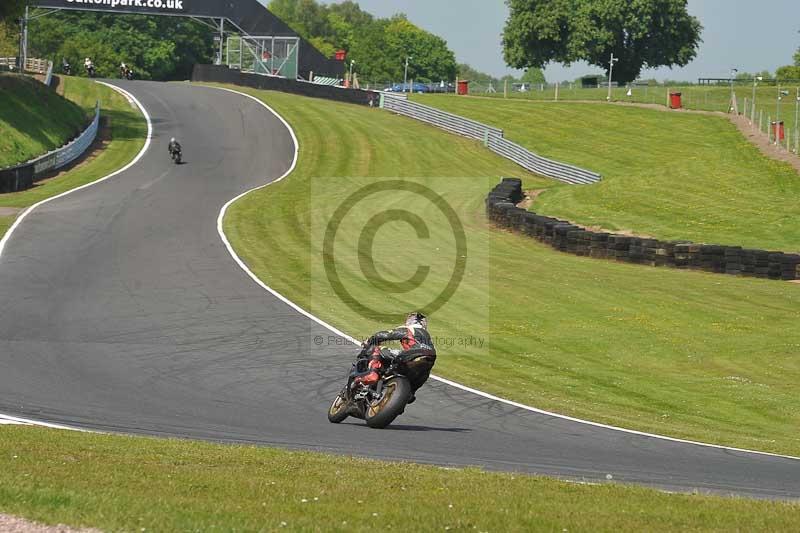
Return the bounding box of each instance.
[1,81,799,499]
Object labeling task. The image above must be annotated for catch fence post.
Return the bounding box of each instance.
[768,114,772,143]
[483,129,489,147]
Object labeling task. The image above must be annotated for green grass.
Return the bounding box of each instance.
[0,215,12,237]
[0,76,146,215]
[1,426,799,532]
[485,82,800,129]
[0,74,87,168]
[415,94,800,251]
[210,84,800,457]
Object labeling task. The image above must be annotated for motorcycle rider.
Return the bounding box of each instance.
[84,57,95,77]
[355,312,436,404]
[120,62,127,78]
[168,137,182,159]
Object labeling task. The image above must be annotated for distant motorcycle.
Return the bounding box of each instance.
[170,148,182,165]
[62,61,72,76]
[120,66,134,80]
[86,64,96,78]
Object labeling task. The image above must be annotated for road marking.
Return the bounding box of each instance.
[0,81,152,433]
[0,414,86,430]
[210,86,800,463]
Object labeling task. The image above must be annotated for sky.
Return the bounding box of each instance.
[283,0,800,82]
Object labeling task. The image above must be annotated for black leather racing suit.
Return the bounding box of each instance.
[363,324,437,392]
[168,140,182,156]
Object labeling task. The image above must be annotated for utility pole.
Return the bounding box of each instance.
[217,19,225,66]
[795,87,800,152]
[751,75,762,124]
[777,87,790,146]
[18,6,29,71]
[607,52,618,101]
[403,56,412,93]
[729,68,738,113]
[349,60,356,88]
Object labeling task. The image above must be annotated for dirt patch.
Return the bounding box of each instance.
[517,189,545,210]
[518,189,656,239]
[0,514,100,533]
[0,207,22,217]
[729,114,800,174]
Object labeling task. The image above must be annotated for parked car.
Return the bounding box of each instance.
[387,82,430,93]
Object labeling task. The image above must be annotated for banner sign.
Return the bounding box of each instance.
[34,0,212,17]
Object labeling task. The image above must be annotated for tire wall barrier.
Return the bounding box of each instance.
[382,98,602,185]
[192,65,380,107]
[0,102,100,194]
[486,178,800,281]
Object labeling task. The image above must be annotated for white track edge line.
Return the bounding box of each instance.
[210,85,800,463]
[0,81,152,433]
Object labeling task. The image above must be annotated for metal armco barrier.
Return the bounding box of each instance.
[486,133,599,185]
[382,98,601,185]
[0,103,100,194]
[486,178,800,281]
[383,97,502,142]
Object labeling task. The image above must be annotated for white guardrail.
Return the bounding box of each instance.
[380,97,601,185]
[30,102,101,176]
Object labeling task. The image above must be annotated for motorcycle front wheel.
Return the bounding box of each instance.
[365,376,411,429]
[327,389,350,423]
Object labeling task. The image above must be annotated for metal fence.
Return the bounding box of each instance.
[382,96,502,142]
[486,133,599,185]
[381,97,601,184]
[0,57,54,84]
[38,102,101,174]
[1,102,100,193]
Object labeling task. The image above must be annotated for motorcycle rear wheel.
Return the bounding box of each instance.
[365,376,411,429]
[328,389,350,423]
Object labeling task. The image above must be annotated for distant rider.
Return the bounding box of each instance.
[120,62,127,78]
[84,57,94,77]
[168,137,182,158]
[355,312,436,404]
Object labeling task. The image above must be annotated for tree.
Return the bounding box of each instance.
[776,65,800,80]
[381,16,456,82]
[0,21,16,57]
[269,0,457,83]
[0,0,29,22]
[775,40,800,80]
[520,67,545,85]
[27,12,214,80]
[503,0,702,84]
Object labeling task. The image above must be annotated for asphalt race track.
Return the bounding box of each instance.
[1,81,799,499]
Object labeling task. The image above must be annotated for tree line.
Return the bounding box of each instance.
[268,0,457,83]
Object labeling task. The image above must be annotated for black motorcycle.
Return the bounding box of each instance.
[62,62,71,76]
[170,148,182,165]
[328,345,434,428]
[86,65,96,78]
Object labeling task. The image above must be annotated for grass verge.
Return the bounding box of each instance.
[0,74,87,169]
[0,77,146,226]
[1,426,799,532]
[414,94,800,251]
[209,84,800,457]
